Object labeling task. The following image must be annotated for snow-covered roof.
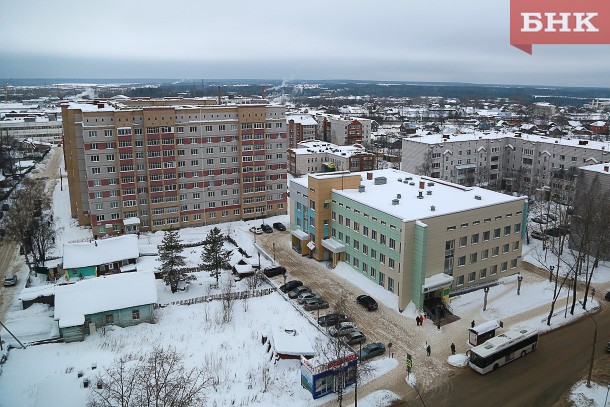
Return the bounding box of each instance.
[579,162,610,175]
[286,114,317,126]
[290,141,368,158]
[422,273,454,292]
[62,235,139,269]
[470,320,501,334]
[332,169,525,223]
[271,329,316,357]
[19,284,57,302]
[590,120,607,127]
[234,263,255,275]
[122,217,140,226]
[54,272,157,328]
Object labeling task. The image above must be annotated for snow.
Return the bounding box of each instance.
[447,354,469,367]
[0,304,58,346]
[569,381,610,407]
[271,328,316,357]
[470,320,500,334]
[346,390,401,407]
[18,284,56,301]
[54,272,157,328]
[422,273,453,291]
[286,114,318,126]
[62,235,139,269]
[122,216,140,225]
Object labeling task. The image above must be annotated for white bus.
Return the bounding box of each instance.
[468,326,539,374]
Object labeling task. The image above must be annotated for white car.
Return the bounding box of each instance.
[249,226,263,235]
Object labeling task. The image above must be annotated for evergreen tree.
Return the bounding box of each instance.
[157,229,187,293]
[200,227,231,284]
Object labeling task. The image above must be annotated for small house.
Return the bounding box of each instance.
[62,235,139,279]
[54,272,157,342]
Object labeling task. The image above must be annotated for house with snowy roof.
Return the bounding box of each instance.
[54,271,157,342]
[62,235,139,280]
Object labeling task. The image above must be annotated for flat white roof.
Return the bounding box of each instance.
[54,272,157,328]
[286,114,317,126]
[272,329,316,357]
[333,169,525,222]
[470,320,501,335]
[291,141,368,158]
[471,326,538,357]
[63,235,139,269]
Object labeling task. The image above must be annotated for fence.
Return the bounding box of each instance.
[156,287,274,307]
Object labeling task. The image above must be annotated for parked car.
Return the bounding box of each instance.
[261,224,273,233]
[356,295,378,311]
[604,290,610,301]
[273,222,286,231]
[358,342,386,360]
[329,322,357,337]
[303,299,329,311]
[280,280,302,293]
[343,330,366,345]
[297,292,322,304]
[263,266,286,278]
[288,285,311,299]
[249,226,263,235]
[531,217,548,224]
[318,313,349,327]
[543,213,557,222]
[3,274,17,287]
[530,231,548,241]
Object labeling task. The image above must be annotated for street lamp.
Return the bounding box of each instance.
[579,300,597,388]
[517,274,523,296]
[354,340,362,407]
[483,287,490,311]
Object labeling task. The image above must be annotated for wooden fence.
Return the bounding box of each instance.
[156,287,274,307]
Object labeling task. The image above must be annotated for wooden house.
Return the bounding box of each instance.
[62,235,139,279]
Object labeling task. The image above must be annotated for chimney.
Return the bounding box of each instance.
[475,195,482,200]
[367,172,373,180]
[261,85,266,99]
[419,181,425,189]
[392,199,400,205]
[358,185,366,193]
[431,205,436,211]
[427,190,432,195]
[605,165,609,172]
[396,194,401,199]
[417,191,424,199]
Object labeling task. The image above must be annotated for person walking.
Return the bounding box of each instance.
[426,344,431,356]
[471,320,475,328]
[450,343,456,355]
[416,315,420,326]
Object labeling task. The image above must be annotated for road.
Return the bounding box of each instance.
[257,229,610,406]
[400,302,610,407]
[0,147,62,322]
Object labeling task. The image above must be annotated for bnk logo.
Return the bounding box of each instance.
[510,0,610,54]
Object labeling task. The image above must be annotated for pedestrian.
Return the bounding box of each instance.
[416,315,420,326]
[450,343,456,355]
[426,344,431,356]
[471,320,475,328]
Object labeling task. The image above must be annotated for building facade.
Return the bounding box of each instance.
[287,114,317,148]
[62,98,288,236]
[316,114,373,145]
[402,131,610,203]
[287,141,376,176]
[0,115,63,141]
[290,169,526,311]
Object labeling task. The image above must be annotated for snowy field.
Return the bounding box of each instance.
[570,381,610,407]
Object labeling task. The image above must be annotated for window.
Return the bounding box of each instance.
[513,241,520,251]
[389,238,396,250]
[379,253,385,265]
[503,244,509,254]
[493,228,501,239]
[468,272,476,283]
[471,233,479,245]
[379,272,385,288]
[458,256,466,267]
[481,249,489,260]
[459,236,467,247]
[515,223,521,233]
[457,275,464,286]
[483,231,490,241]
[470,253,478,264]
[492,246,499,257]
[480,268,487,279]
[132,310,140,320]
[105,314,114,324]
[501,261,508,272]
[511,259,518,269]
[490,265,498,275]
[388,277,394,293]
[388,258,395,269]
[504,225,511,236]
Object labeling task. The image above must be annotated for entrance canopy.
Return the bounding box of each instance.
[321,238,345,253]
[421,273,454,293]
[291,229,309,241]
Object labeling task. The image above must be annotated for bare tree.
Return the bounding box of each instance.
[415,149,432,177]
[221,278,235,324]
[89,347,214,407]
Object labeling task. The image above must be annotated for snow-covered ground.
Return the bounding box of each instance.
[570,381,610,407]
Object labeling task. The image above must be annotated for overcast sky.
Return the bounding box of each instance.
[1,0,609,87]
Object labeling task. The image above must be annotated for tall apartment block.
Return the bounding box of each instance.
[62,98,288,236]
[315,114,373,145]
[286,114,317,148]
[402,131,610,203]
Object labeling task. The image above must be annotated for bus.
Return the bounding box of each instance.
[468,326,539,374]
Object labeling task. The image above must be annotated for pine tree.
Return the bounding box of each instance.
[200,227,231,284]
[157,229,187,293]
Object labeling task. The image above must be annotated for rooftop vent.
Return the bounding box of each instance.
[426,190,432,195]
[396,193,401,199]
[409,182,415,186]
[604,165,609,172]
[358,185,366,193]
[431,205,436,211]
[419,181,425,189]
[578,140,589,146]
[374,176,387,185]
[427,182,435,187]
[392,199,400,205]
[417,191,424,199]
[475,195,482,200]
[514,132,522,138]
[403,179,409,183]
[405,177,413,181]
[397,178,402,182]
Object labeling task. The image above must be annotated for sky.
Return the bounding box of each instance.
[0,0,609,87]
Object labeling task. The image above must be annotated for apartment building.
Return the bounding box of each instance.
[286,114,317,148]
[62,98,288,236]
[316,114,373,145]
[402,131,610,202]
[0,114,63,141]
[290,169,526,311]
[287,141,375,176]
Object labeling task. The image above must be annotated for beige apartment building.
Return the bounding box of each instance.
[62,98,288,236]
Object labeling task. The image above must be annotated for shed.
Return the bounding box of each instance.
[270,329,316,360]
[54,272,157,342]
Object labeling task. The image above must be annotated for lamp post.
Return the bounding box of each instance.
[273,242,276,263]
[355,340,362,407]
[483,287,490,311]
[517,274,523,296]
[579,300,597,388]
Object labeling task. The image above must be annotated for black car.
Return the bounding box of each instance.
[530,231,548,241]
[280,280,302,293]
[357,295,378,311]
[273,222,286,231]
[263,266,286,278]
[358,342,386,360]
[605,290,610,302]
[531,217,548,224]
[318,313,349,327]
[261,224,273,233]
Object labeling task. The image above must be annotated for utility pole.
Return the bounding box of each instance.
[580,301,597,388]
[483,287,490,311]
[517,274,523,295]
